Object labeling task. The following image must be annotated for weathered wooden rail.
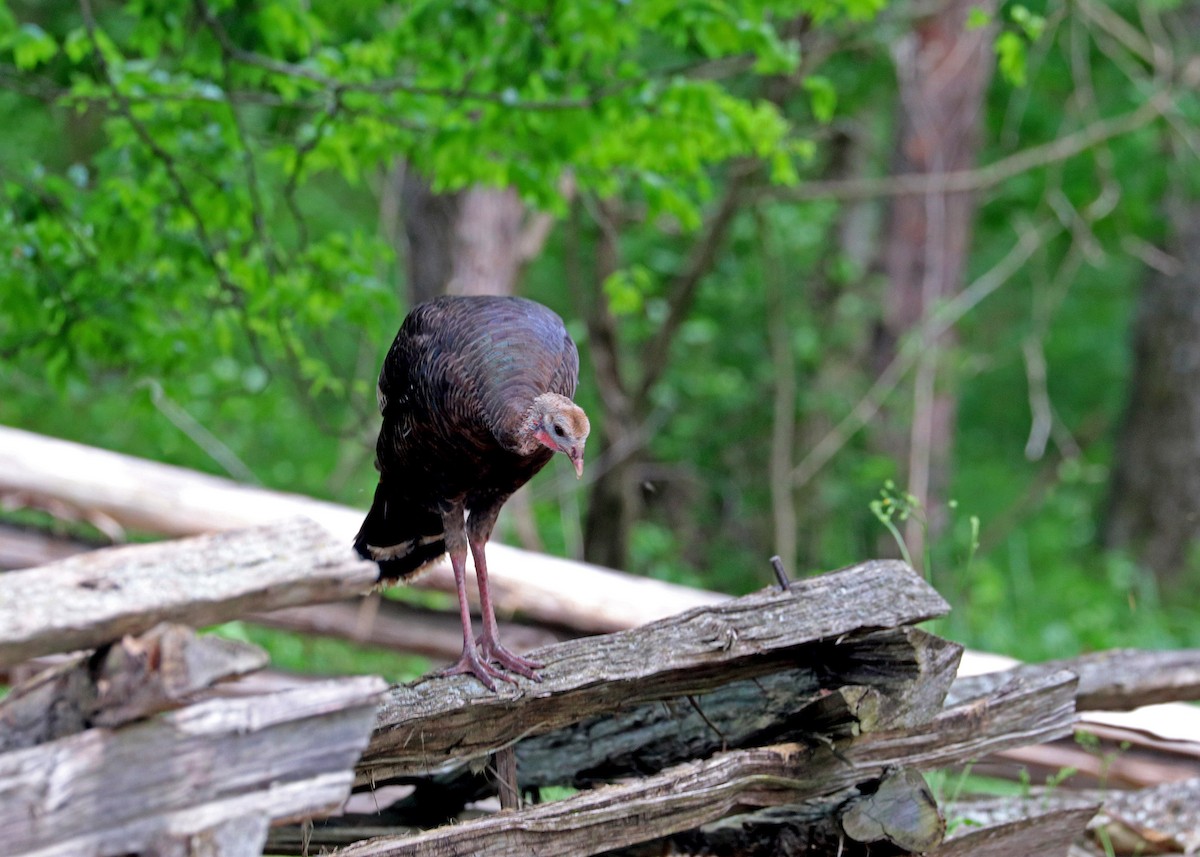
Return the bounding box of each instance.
[2,510,1199,856]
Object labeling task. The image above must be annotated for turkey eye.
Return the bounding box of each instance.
[553,425,566,437]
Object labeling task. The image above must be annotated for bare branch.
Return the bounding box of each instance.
[768,94,1172,203]
[635,167,752,406]
[792,220,1054,488]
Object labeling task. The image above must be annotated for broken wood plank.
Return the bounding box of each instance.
[337,668,1077,857]
[0,623,267,751]
[0,516,376,668]
[0,675,385,857]
[361,561,950,781]
[0,425,724,634]
[948,648,1200,712]
[610,771,942,857]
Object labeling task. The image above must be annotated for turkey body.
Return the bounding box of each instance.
[355,295,589,688]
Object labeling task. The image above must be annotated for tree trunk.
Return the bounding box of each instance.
[577,201,641,570]
[1102,3,1200,584]
[872,0,996,564]
[397,171,528,304]
[1104,190,1200,581]
[393,170,558,552]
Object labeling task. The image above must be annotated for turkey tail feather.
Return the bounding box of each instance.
[354,483,446,581]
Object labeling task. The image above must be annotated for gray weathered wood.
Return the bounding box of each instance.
[145,814,270,857]
[948,778,1200,856]
[361,561,950,782]
[337,668,1076,856]
[0,675,385,857]
[947,647,1200,711]
[932,805,1099,857]
[0,517,377,668]
[840,767,945,851]
[0,623,267,751]
[0,424,724,635]
[292,628,959,839]
[516,630,961,788]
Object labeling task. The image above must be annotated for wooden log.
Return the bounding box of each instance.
[146,814,271,857]
[611,771,941,857]
[0,424,724,634]
[514,630,961,788]
[948,778,1200,855]
[336,668,1078,857]
[948,648,1200,712]
[839,767,946,851]
[0,523,93,570]
[932,804,1099,857]
[617,779,1095,857]
[0,675,386,857]
[312,629,960,834]
[0,623,268,751]
[361,561,950,781]
[0,516,376,668]
[248,597,567,661]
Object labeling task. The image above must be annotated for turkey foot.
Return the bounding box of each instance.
[479,634,543,681]
[439,645,518,692]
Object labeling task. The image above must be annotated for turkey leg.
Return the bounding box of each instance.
[440,545,514,691]
[470,536,543,681]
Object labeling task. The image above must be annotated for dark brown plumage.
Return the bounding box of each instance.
[355,295,589,688]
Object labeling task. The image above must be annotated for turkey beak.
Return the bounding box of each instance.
[569,447,584,479]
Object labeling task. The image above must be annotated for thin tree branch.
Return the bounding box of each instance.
[757,208,798,577]
[192,0,598,111]
[78,0,245,309]
[634,167,752,406]
[791,220,1055,489]
[768,94,1172,203]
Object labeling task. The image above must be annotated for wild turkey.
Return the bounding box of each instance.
[354,295,590,689]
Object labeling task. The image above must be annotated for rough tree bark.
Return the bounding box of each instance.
[872,0,996,563]
[389,167,558,551]
[576,178,747,571]
[1104,8,1200,582]
[1104,189,1200,580]
[398,170,524,302]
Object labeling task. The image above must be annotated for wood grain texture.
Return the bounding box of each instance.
[0,517,376,668]
[338,668,1077,857]
[295,629,960,838]
[0,424,723,634]
[0,675,385,857]
[949,647,1200,712]
[361,560,950,781]
[0,622,267,751]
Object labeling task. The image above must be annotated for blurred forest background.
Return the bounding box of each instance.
[2,0,1199,669]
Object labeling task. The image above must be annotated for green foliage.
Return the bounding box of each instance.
[2,0,1198,684]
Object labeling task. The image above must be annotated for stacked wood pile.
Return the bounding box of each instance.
[0,519,387,857]
[3,427,1200,856]
[260,559,1199,857]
